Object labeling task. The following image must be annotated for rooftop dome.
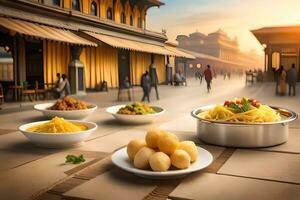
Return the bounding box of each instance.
[189,31,206,38]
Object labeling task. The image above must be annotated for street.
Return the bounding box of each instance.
[0,76,300,200]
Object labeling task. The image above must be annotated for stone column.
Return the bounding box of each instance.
[68,46,86,95]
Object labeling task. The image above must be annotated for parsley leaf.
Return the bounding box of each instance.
[241,98,251,112]
[65,154,85,164]
[228,103,243,113]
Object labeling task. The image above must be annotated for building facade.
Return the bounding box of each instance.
[177,30,240,62]
[252,25,300,80]
[0,0,190,95]
[176,30,261,77]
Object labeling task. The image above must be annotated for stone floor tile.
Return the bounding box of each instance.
[158,115,196,132]
[218,149,300,184]
[170,173,300,200]
[259,128,300,154]
[77,129,146,153]
[0,110,46,130]
[0,149,55,171]
[35,192,63,200]
[0,131,32,150]
[0,150,96,200]
[199,144,225,160]
[63,169,157,200]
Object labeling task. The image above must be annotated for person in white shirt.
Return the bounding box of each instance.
[55,74,71,98]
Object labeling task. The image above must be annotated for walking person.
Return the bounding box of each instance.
[278,66,287,96]
[149,62,159,100]
[141,70,151,102]
[275,67,281,95]
[204,65,213,93]
[166,61,173,85]
[287,64,297,96]
[199,70,203,84]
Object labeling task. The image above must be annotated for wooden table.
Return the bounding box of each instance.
[0,114,299,200]
[8,85,23,101]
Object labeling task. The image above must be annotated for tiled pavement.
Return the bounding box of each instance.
[0,77,300,200]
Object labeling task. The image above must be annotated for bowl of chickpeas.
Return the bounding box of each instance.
[34,97,97,120]
[106,102,165,124]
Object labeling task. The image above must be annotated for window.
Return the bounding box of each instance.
[0,47,14,81]
[90,1,97,16]
[43,0,61,6]
[272,52,280,69]
[72,0,80,11]
[107,7,113,20]
[121,12,126,24]
[137,17,142,28]
[130,15,133,26]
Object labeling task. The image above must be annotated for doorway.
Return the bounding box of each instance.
[118,49,130,87]
[281,56,297,71]
[25,40,44,87]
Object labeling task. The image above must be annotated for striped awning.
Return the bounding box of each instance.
[165,45,195,59]
[0,17,97,46]
[84,31,177,56]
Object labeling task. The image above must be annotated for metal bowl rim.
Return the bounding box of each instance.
[191,105,298,126]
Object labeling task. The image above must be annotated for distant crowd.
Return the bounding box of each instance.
[274,64,297,96]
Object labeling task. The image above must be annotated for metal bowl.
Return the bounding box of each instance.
[191,105,298,148]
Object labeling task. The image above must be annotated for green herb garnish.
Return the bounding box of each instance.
[65,154,85,164]
[228,98,252,113]
[241,98,251,112]
[228,103,243,113]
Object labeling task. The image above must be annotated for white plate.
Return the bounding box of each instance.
[106,105,165,124]
[19,120,97,148]
[111,147,213,179]
[34,102,98,120]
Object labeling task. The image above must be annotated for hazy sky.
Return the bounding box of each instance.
[147,0,300,54]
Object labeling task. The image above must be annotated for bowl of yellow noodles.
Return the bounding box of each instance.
[19,117,97,148]
[191,98,297,148]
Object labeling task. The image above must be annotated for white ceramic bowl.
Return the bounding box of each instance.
[112,147,213,179]
[106,105,165,124]
[34,103,98,120]
[19,120,97,148]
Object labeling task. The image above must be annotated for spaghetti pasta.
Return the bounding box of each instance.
[198,98,281,123]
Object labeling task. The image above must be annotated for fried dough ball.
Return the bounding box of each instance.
[149,152,171,172]
[157,132,179,155]
[178,141,198,162]
[127,139,147,161]
[133,147,155,169]
[171,149,191,169]
[145,128,162,148]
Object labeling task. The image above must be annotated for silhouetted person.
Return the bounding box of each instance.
[275,66,282,95]
[287,64,297,96]
[122,76,132,101]
[55,73,62,88]
[141,71,151,102]
[227,72,231,80]
[204,65,213,93]
[166,61,173,85]
[55,74,70,98]
[278,66,287,96]
[149,63,159,100]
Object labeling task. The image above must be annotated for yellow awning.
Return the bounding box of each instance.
[0,17,97,46]
[165,45,195,59]
[84,31,176,56]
